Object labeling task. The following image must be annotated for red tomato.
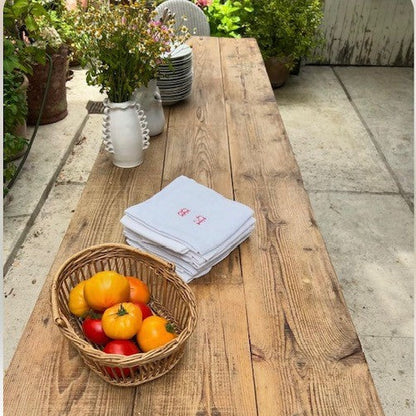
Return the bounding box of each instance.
[103,340,140,378]
[135,302,153,320]
[82,317,111,346]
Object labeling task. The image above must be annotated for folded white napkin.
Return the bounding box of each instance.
[124,222,254,275]
[123,176,254,256]
[122,215,256,264]
[121,175,255,282]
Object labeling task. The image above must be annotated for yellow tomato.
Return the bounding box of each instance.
[84,270,130,311]
[68,280,89,317]
[102,302,143,340]
[136,316,177,352]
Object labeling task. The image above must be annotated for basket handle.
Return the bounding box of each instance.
[54,317,68,329]
[50,282,68,329]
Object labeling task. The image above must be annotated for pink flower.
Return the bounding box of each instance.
[195,0,212,7]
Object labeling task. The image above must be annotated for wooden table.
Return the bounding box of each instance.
[4,37,385,416]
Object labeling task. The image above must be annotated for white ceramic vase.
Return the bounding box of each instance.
[132,79,165,137]
[102,98,150,168]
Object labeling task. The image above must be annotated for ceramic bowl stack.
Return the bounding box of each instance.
[157,44,193,105]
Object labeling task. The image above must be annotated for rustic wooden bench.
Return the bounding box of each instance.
[4,37,385,415]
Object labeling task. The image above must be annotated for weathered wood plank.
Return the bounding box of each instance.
[220,37,385,416]
[3,112,170,415]
[354,0,374,64]
[312,0,413,66]
[131,36,258,415]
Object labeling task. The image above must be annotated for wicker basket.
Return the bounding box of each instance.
[51,243,197,386]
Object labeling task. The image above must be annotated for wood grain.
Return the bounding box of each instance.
[4,37,385,416]
[220,37,385,415]
[312,0,413,66]
[3,112,170,415]
[131,36,258,416]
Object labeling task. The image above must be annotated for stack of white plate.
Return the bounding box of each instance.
[157,44,193,105]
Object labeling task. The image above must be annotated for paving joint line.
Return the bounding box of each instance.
[55,181,88,186]
[360,334,414,339]
[307,189,413,197]
[3,114,90,277]
[331,66,414,213]
[3,213,31,220]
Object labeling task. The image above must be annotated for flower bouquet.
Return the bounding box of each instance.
[72,0,189,168]
[73,0,189,103]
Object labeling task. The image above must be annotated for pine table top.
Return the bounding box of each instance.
[4,36,385,416]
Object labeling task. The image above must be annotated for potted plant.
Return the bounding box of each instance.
[3,38,31,142]
[246,0,324,88]
[4,0,76,125]
[3,30,35,195]
[72,0,188,168]
[3,64,29,195]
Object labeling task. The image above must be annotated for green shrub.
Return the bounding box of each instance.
[246,0,324,63]
[3,39,29,194]
[199,0,253,38]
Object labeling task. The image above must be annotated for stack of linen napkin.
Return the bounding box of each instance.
[121,176,255,283]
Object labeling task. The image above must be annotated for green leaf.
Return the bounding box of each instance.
[11,0,31,16]
[30,2,49,17]
[25,14,37,32]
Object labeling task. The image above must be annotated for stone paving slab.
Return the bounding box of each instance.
[275,67,398,193]
[361,336,414,416]
[309,192,414,338]
[334,67,414,194]
[2,70,104,273]
[3,216,30,268]
[57,115,103,184]
[3,183,85,368]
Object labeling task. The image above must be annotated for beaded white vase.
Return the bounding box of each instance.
[132,79,165,137]
[102,99,150,168]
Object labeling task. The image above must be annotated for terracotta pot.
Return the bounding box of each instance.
[27,46,69,125]
[264,57,293,89]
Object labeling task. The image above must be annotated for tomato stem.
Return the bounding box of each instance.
[85,310,101,320]
[117,304,129,317]
[165,322,175,333]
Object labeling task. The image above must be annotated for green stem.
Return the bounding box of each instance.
[165,322,175,333]
[117,304,129,317]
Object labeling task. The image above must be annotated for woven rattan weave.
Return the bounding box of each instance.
[51,243,197,386]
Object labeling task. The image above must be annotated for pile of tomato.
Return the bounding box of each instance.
[68,270,177,377]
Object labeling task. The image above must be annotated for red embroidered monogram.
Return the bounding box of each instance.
[178,208,191,217]
[177,209,207,225]
[194,215,207,225]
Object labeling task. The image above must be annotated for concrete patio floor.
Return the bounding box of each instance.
[3,65,414,415]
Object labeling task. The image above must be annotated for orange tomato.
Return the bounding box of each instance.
[68,280,89,317]
[126,276,150,304]
[102,302,143,339]
[84,271,130,311]
[136,316,177,352]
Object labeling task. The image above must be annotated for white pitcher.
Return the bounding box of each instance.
[132,79,165,137]
[102,99,150,168]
